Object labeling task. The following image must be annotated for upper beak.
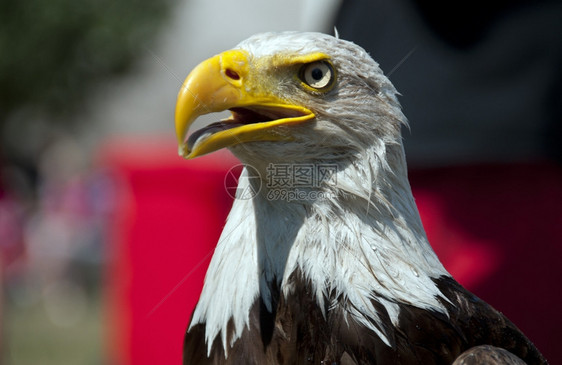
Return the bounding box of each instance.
[174,49,315,159]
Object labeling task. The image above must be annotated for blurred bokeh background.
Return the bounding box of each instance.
[0,0,560,364]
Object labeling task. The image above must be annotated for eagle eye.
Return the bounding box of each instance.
[299,61,335,91]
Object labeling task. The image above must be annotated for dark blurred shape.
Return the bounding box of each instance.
[545,69,562,163]
[410,0,556,49]
[335,0,562,166]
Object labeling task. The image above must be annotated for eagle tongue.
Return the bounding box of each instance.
[186,107,279,152]
[186,121,243,152]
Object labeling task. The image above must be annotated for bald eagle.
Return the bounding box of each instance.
[175,32,547,364]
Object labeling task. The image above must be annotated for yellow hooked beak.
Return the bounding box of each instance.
[175,50,316,159]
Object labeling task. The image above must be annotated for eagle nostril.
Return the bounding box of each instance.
[225,68,240,81]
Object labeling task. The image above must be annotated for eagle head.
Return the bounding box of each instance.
[175,32,405,170]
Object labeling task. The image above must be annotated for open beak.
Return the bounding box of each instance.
[175,50,315,159]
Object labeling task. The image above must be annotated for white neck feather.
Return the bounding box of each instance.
[189,141,450,356]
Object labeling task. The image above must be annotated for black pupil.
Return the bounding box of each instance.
[311,67,324,81]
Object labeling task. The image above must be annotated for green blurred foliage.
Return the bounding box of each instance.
[0,0,171,124]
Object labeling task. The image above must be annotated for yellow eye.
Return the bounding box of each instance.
[299,61,335,91]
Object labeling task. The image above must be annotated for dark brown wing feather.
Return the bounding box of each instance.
[184,272,548,364]
[435,276,547,364]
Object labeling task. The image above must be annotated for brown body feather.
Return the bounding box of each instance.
[184,273,546,364]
